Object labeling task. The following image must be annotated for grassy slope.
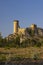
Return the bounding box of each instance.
[0,47,43,59]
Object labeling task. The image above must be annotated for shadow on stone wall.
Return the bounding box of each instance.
[0,58,43,65]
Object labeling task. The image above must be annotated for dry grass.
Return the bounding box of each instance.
[0,47,43,59]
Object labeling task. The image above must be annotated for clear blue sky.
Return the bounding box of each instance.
[0,0,43,37]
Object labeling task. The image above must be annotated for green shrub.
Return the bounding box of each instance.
[33,53,39,60]
[36,42,41,47]
[0,55,6,61]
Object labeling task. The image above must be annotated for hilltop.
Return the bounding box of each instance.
[0,20,43,61]
[0,20,43,47]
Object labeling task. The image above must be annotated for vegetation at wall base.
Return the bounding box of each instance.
[0,30,43,48]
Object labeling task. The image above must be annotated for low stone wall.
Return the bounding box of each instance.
[0,59,43,65]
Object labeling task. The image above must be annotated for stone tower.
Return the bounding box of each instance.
[30,24,37,30]
[30,24,38,35]
[13,20,19,33]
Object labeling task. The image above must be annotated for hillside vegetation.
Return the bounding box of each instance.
[0,29,43,61]
[0,47,43,61]
[0,34,43,48]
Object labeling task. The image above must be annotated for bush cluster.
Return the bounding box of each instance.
[0,34,43,48]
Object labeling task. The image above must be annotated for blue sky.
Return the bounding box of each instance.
[0,0,43,37]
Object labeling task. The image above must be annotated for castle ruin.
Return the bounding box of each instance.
[13,20,38,36]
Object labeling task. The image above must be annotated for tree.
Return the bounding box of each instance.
[15,35,20,46]
[0,33,3,47]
